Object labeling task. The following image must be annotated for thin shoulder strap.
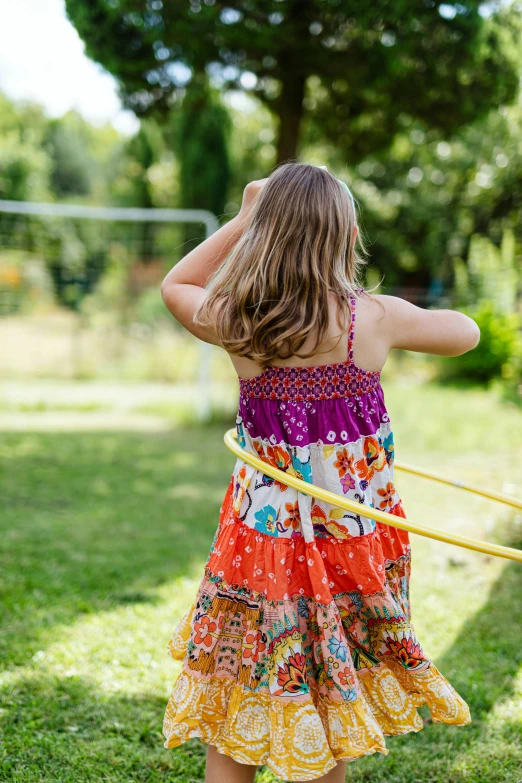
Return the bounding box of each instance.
[346,287,364,361]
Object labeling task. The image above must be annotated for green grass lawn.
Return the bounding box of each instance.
[0,380,521,783]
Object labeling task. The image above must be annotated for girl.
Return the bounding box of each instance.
[160,163,478,783]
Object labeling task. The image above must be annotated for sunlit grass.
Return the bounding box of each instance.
[1,381,521,782]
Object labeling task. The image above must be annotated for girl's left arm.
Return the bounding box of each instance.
[160,179,266,345]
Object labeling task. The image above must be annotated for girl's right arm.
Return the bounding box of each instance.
[374,295,481,357]
[160,179,267,344]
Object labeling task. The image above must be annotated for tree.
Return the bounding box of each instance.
[66,1,521,163]
[0,93,127,310]
[115,119,165,261]
[347,96,522,295]
[0,93,51,202]
[167,73,231,248]
[44,112,94,197]
[124,120,164,209]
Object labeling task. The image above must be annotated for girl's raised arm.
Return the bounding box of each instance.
[161,179,267,344]
[374,294,481,357]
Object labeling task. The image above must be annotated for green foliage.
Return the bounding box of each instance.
[456,230,520,313]
[0,92,48,146]
[0,93,51,202]
[169,75,231,217]
[65,0,521,163]
[438,300,522,384]
[224,96,277,210]
[133,285,171,328]
[1,387,521,781]
[335,99,522,290]
[0,94,123,205]
[167,74,231,248]
[0,135,50,202]
[44,113,94,196]
[0,92,171,309]
[110,120,179,209]
[440,230,522,393]
[120,119,164,209]
[113,120,166,262]
[44,218,110,310]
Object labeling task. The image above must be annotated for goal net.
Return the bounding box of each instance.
[0,200,219,420]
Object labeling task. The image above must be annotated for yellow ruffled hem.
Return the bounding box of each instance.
[165,599,471,780]
[163,662,471,782]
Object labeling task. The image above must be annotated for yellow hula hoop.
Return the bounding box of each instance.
[394,461,522,510]
[224,429,522,563]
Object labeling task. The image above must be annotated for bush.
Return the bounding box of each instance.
[437,299,521,385]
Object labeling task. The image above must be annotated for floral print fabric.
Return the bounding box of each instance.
[162,292,472,780]
[231,424,399,545]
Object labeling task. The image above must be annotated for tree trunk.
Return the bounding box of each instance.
[276,74,306,164]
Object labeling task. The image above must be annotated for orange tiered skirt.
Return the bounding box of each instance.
[162,478,471,781]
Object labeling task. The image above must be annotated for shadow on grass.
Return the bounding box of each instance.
[1,548,520,783]
[2,425,521,782]
[0,670,207,783]
[343,531,522,783]
[0,426,234,668]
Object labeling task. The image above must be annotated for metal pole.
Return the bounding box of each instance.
[0,200,220,421]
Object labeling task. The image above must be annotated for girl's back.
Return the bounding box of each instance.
[232,288,395,548]
[230,287,388,379]
[160,163,478,782]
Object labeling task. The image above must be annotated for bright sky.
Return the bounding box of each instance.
[0,0,139,134]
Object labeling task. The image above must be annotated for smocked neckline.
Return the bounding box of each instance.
[238,359,381,385]
[238,286,377,385]
[238,360,382,401]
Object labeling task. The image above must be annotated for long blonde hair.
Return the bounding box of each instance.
[194,162,369,370]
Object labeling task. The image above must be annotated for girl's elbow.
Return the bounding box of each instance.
[160,280,179,320]
[161,277,178,309]
[470,320,481,349]
[456,318,481,355]
[160,276,170,304]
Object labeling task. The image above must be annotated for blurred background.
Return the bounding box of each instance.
[1,2,521,782]
[1,0,521,409]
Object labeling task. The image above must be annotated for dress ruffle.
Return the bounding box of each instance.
[206,474,411,604]
[163,473,471,780]
[163,583,471,782]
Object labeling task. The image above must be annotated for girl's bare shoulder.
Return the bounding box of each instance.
[365,292,480,356]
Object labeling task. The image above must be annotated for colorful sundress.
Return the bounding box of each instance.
[162,289,472,781]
